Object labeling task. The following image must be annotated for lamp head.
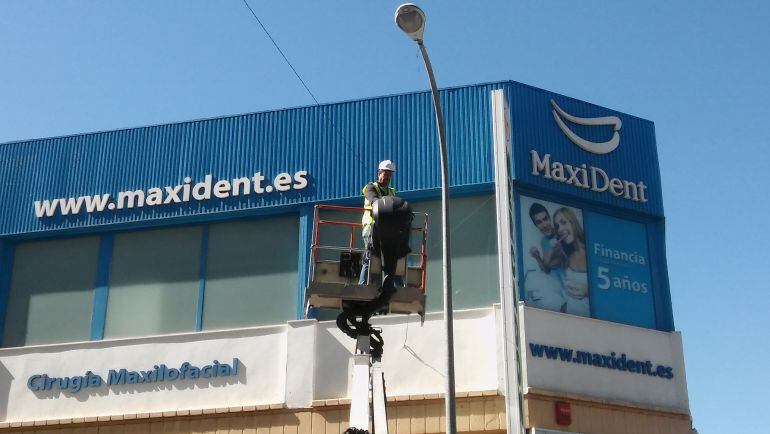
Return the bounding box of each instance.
[395,3,425,42]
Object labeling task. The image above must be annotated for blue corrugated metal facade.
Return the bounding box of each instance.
[0,83,501,239]
[0,81,663,239]
[0,80,673,332]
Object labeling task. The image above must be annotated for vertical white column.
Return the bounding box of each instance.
[348,355,371,429]
[491,88,524,434]
[285,319,318,408]
[371,360,388,434]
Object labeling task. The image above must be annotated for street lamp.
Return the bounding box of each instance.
[395,4,457,434]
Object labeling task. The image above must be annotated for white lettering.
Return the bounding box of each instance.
[530,150,551,178]
[213,180,231,199]
[565,164,586,188]
[551,162,565,182]
[609,178,624,196]
[163,185,183,204]
[274,173,292,192]
[252,172,265,194]
[590,167,609,193]
[146,188,163,206]
[34,199,58,218]
[84,194,111,213]
[117,190,144,209]
[529,149,650,204]
[293,171,308,189]
[232,177,250,196]
[622,180,638,201]
[192,175,213,201]
[593,243,647,265]
[638,181,648,203]
[33,169,311,218]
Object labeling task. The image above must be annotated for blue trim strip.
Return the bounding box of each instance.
[296,206,313,319]
[649,219,674,331]
[90,234,113,341]
[583,211,597,317]
[512,192,525,302]
[0,241,15,346]
[195,225,209,332]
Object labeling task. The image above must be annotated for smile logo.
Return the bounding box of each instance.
[550,99,622,155]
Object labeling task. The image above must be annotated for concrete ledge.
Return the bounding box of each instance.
[0,393,501,430]
[525,387,691,417]
[0,401,288,430]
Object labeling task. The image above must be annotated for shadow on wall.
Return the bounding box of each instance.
[0,362,13,421]
[314,325,355,399]
[29,360,247,403]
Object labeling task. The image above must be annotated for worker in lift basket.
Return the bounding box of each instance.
[359,160,397,285]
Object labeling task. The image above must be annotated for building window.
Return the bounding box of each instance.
[2,237,99,347]
[411,194,500,312]
[103,226,202,339]
[202,215,299,330]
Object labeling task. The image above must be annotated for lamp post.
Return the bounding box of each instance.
[395,4,457,434]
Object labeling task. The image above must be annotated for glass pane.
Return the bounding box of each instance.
[2,237,99,347]
[203,214,299,330]
[314,208,366,262]
[103,226,201,339]
[410,194,499,312]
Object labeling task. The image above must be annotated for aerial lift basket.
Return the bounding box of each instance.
[304,204,428,318]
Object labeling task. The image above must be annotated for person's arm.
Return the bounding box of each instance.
[543,237,567,269]
[364,183,380,205]
[542,247,561,269]
[529,246,550,273]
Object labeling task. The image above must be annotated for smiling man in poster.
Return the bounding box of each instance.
[521,196,590,317]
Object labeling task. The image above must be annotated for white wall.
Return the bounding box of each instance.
[0,305,690,424]
[0,307,500,424]
[519,305,689,411]
[0,325,288,423]
[313,308,500,400]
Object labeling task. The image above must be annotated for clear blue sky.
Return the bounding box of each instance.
[1,1,767,432]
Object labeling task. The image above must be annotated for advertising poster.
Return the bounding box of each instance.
[519,195,657,328]
[584,213,656,328]
[520,196,590,317]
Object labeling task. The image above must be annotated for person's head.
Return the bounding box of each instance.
[529,203,554,238]
[553,207,585,247]
[377,160,396,186]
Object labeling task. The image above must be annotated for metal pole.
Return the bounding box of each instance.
[417,40,457,434]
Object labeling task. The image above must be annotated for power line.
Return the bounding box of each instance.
[240,0,320,105]
[239,0,370,173]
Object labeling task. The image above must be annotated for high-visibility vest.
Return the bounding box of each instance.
[361,182,396,228]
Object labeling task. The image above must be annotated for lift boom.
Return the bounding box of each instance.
[304,197,427,434]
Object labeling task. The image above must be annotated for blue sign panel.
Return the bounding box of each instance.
[585,213,655,328]
[506,83,663,216]
[518,193,659,329]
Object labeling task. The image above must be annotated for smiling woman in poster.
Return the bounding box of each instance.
[552,207,590,317]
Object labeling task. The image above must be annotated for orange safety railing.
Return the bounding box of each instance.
[309,204,429,290]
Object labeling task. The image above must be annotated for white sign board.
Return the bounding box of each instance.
[519,304,689,411]
[0,326,288,423]
[0,307,501,424]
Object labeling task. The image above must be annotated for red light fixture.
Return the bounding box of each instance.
[554,401,571,426]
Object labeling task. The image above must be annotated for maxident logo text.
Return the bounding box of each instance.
[529,99,648,203]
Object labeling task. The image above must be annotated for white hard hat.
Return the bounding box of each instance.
[378,160,396,172]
